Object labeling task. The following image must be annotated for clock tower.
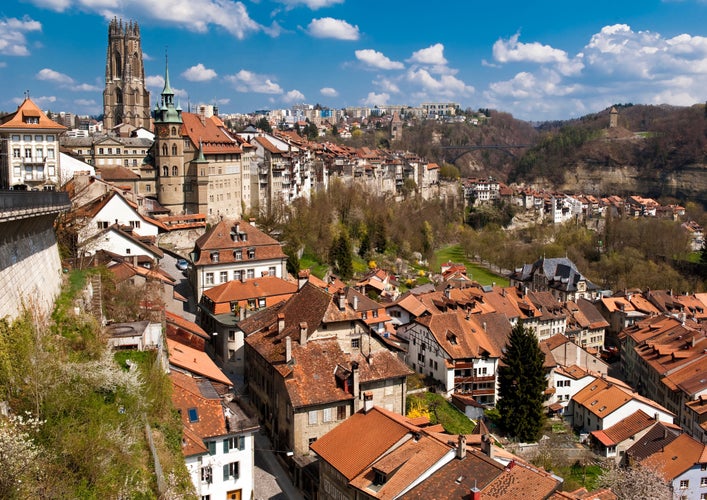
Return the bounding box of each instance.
[153,58,187,214]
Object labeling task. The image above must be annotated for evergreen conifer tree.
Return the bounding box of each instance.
[496,321,546,442]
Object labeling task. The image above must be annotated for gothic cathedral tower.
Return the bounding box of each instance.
[103,18,151,131]
[153,59,187,214]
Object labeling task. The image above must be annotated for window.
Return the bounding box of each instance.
[701,477,707,486]
[187,408,199,422]
[210,251,219,262]
[172,165,178,176]
[12,148,20,158]
[269,266,277,277]
[200,466,212,483]
[208,441,216,455]
[162,166,169,176]
[247,269,254,279]
[308,410,317,425]
[228,330,236,342]
[24,148,31,158]
[234,250,242,260]
[258,298,266,308]
[23,135,31,142]
[205,273,214,285]
[351,338,360,349]
[337,406,346,420]
[12,135,19,141]
[172,144,178,155]
[116,148,120,154]
[224,436,245,452]
[680,480,689,489]
[247,248,255,259]
[201,496,211,500]
[107,148,113,154]
[323,408,333,422]
[220,271,228,283]
[130,220,141,229]
[223,461,239,481]
[98,148,104,155]
[35,147,43,159]
[46,135,54,141]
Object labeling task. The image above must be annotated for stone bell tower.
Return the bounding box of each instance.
[103,18,151,131]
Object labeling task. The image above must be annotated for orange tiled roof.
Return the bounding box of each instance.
[193,219,286,266]
[416,310,502,360]
[642,432,706,481]
[202,276,298,304]
[181,112,242,154]
[0,98,67,131]
[167,338,232,386]
[590,409,656,446]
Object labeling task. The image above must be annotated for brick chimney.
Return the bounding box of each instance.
[471,486,481,500]
[481,434,494,459]
[457,434,467,460]
[285,336,292,363]
[300,322,308,346]
[297,270,309,290]
[338,291,346,311]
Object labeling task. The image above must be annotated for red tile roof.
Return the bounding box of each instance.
[167,338,232,386]
[0,98,67,131]
[193,219,286,266]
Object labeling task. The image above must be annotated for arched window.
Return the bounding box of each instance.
[162,144,167,156]
[171,126,177,135]
[162,166,169,177]
[172,144,177,155]
[172,166,178,176]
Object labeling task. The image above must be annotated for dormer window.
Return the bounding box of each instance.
[373,469,387,486]
[234,250,242,260]
[210,251,219,262]
[247,248,255,259]
[447,332,458,345]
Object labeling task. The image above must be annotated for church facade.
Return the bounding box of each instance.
[103,18,151,131]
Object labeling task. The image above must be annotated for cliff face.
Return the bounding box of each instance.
[556,163,707,204]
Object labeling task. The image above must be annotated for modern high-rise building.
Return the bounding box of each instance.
[103,18,151,131]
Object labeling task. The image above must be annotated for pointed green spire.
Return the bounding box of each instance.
[162,52,173,96]
[193,139,208,164]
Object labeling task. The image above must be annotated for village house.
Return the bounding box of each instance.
[589,409,673,462]
[190,219,287,302]
[198,275,298,375]
[240,282,411,493]
[641,433,707,500]
[561,298,609,352]
[509,257,601,302]
[568,375,675,434]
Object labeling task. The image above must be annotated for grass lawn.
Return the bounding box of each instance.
[435,244,509,287]
[300,252,329,279]
[406,392,476,435]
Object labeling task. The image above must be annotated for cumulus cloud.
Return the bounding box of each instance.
[493,33,569,64]
[362,92,390,107]
[277,0,344,9]
[355,49,404,70]
[374,78,400,94]
[226,70,283,94]
[182,63,217,82]
[307,18,359,40]
[36,68,101,91]
[320,87,338,97]
[407,68,474,98]
[0,16,42,56]
[283,89,305,103]
[145,75,165,89]
[408,43,447,66]
[25,0,262,39]
[12,95,56,107]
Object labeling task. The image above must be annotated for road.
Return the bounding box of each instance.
[159,251,197,322]
[254,430,304,500]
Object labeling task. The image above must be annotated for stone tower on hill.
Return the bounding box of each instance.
[609,106,619,128]
[103,18,151,131]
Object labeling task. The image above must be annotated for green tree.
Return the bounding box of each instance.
[329,230,353,280]
[255,117,272,134]
[496,321,546,442]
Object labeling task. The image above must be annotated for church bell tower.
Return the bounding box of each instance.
[103,18,151,131]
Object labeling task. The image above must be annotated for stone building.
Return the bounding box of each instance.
[103,18,151,131]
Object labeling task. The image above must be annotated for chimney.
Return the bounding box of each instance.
[363,391,374,414]
[278,313,285,334]
[300,322,308,346]
[481,434,494,459]
[353,295,358,311]
[297,270,308,290]
[241,273,246,284]
[505,460,516,471]
[444,285,452,299]
[285,336,292,363]
[470,486,481,500]
[249,217,256,226]
[457,434,467,460]
[352,361,360,398]
[654,412,659,422]
[483,321,487,331]
[235,222,240,234]
[338,291,346,311]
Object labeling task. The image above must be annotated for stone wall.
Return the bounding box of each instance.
[0,214,63,321]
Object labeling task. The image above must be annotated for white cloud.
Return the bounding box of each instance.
[26,0,262,39]
[226,70,283,94]
[307,18,359,40]
[36,68,73,85]
[320,87,338,97]
[277,0,344,9]
[12,95,56,107]
[408,43,447,66]
[142,51,153,61]
[182,63,217,82]
[74,99,97,107]
[355,49,404,70]
[362,92,390,107]
[0,16,42,56]
[145,75,165,89]
[374,78,400,94]
[407,68,474,98]
[493,33,569,64]
[36,68,101,91]
[283,89,305,103]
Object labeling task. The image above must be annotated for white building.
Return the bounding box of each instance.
[0,97,66,190]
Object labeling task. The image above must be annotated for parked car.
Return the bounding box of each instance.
[176,259,189,271]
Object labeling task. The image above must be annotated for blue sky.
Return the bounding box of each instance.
[2,0,707,121]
